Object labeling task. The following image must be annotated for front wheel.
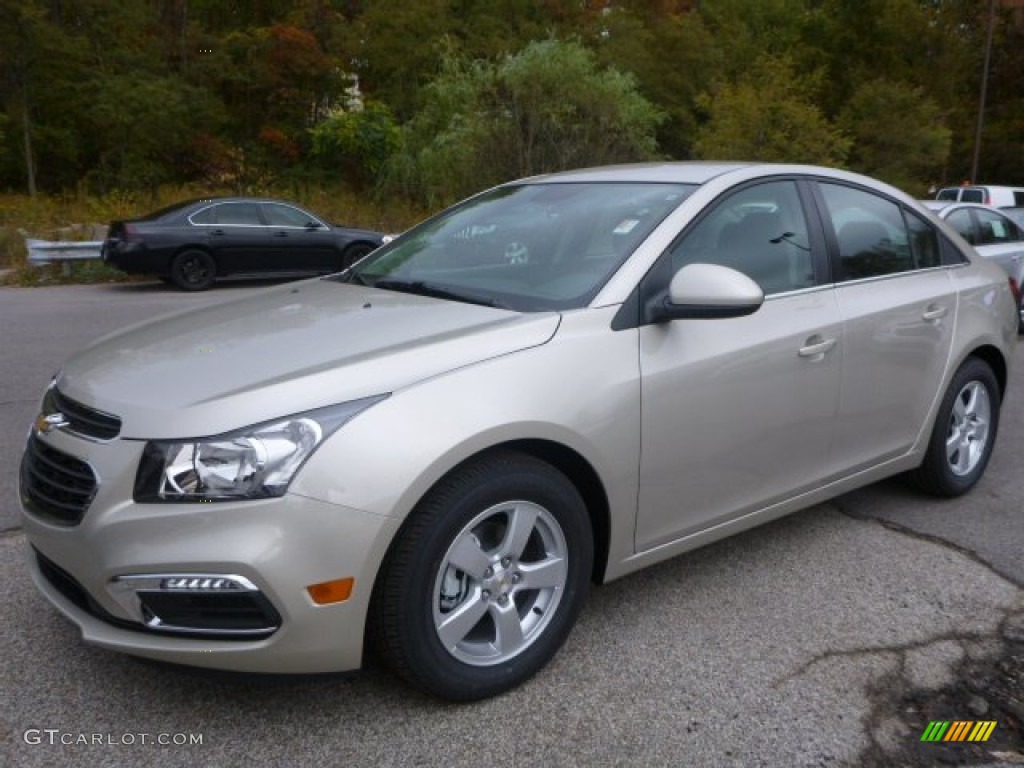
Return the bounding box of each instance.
[340,242,375,270]
[370,451,593,701]
[908,358,1001,497]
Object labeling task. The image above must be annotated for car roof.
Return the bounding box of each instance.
[919,200,1016,218]
[521,163,917,197]
[184,197,305,207]
[524,162,754,185]
[135,197,311,221]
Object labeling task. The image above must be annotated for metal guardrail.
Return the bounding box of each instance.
[26,238,104,275]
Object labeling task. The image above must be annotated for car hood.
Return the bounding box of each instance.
[56,279,560,438]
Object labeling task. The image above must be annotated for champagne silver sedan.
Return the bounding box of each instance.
[20,164,1018,700]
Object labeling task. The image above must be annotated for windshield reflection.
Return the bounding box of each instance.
[342,182,696,312]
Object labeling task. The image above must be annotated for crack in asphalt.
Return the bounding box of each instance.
[0,399,37,406]
[776,507,1021,689]
[817,506,1024,764]
[773,630,993,689]
[837,503,1024,590]
[0,526,23,537]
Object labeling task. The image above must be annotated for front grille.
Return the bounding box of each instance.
[51,388,121,440]
[20,435,98,526]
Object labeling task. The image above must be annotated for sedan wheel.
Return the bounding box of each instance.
[909,358,1000,497]
[371,451,592,701]
[170,249,216,291]
[341,243,375,270]
[433,500,568,667]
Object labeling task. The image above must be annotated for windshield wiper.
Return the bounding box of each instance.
[373,279,510,309]
[330,269,368,285]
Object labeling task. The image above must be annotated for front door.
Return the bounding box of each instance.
[636,180,843,550]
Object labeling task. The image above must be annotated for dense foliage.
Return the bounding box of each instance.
[1,0,1021,204]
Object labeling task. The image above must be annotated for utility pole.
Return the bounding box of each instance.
[971,0,998,184]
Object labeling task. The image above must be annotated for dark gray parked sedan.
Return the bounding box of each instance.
[101,197,385,290]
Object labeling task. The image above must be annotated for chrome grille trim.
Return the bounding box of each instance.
[20,435,98,526]
[50,387,122,441]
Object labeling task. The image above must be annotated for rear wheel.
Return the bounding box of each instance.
[908,358,1000,497]
[170,249,216,291]
[370,451,593,701]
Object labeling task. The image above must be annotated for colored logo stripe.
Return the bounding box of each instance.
[968,721,997,742]
[945,721,973,741]
[920,720,997,742]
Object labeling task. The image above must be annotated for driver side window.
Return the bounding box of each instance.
[667,181,815,295]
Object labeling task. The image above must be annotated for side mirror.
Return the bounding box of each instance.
[647,263,764,323]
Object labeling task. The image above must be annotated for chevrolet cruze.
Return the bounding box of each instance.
[20,164,1018,700]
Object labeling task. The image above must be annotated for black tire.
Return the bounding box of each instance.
[908,358,1001,497]
[370,450,593,701]
[340,242,375,270]
[170,249,216,291]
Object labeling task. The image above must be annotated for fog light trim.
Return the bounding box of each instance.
[108,573,279,636]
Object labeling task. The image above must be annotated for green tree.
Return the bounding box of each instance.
[693,56,850,165]
[392,38,663,207]
[0,0,85,194]
[588,4,718,159]
[310,102,401,187]
[87,74,216,192]
[839,80,951,194]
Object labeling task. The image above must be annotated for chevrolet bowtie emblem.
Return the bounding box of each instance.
[34,412,69,434]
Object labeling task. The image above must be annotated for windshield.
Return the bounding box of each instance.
[340,182,696,312]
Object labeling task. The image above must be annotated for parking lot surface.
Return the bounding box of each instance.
[1,282,1021,767]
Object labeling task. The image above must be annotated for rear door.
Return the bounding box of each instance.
[814,182,956,473]
[191,202,268,273]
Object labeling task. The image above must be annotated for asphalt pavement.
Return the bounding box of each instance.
[0,282,1021,767]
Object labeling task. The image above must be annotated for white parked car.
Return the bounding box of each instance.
[21,164,1018,700]
[935,184,1024,208]
[922,200,1024,332]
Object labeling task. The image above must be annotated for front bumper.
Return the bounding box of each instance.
[20,429,400,674]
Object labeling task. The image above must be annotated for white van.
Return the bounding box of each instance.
[936,185,1024,207]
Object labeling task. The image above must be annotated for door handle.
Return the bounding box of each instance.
[798,336,836,358]
[273,231,289,238]
[210,229,225,236]
[922,304,948,321]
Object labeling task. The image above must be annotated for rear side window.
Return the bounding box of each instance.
[904,211,941,268]
[1015,191,1024,206]
[262,203,320,228]
[214,203,262,225]
[191,203,262,225]
[820,183,914,279]
[974,208,1023,245]
[961,188,984,203]
[945,209,975,244]
[190,206,217,225]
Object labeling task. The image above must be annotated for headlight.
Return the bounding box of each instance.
[134,396,387,503]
